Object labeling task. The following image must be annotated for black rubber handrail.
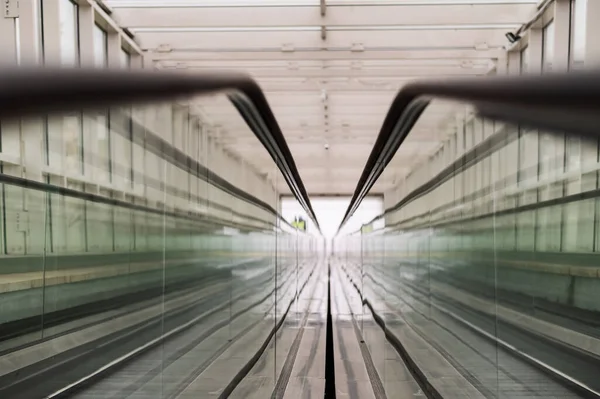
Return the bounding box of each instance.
[0,68,321,233]
[351,122,517,233]
[337,70,600,234]
[121,109,290,224]
[0,173,274,234]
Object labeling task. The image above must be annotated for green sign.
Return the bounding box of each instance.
[292,217,306,231]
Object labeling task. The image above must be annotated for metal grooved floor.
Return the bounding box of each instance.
[9,261,590,398]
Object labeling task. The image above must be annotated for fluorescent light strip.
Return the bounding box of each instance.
[132,26,320,32]
[167,45,504,52]
[330,24,520,31]
[106,0,537,7]
[106,0,317,7]
[133,24,520,33]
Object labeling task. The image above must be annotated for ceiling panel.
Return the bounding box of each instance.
[111,3,532,28]
[135,29,508,50]
[105,0,534,199]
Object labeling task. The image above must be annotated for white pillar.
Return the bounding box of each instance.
[142,53,155,70]
[77,3,104,188]
[0,8,22,175]
[107,31,121,69]
[528,29,543,74]
[0,5,20,168]
[41,0,62,66]
[0,13,23,176]
[42,0,68,177]
[0,7,18,64]
[19,0,46,183]
[2,1,47,253]
[18,0,43,65]
[130,52,143,69]
[507,50,520,75]
[585,0,600,66]
[78,4,95,67]
[553,0,571,71]
[107,31,128,190]
[494,53,508,75]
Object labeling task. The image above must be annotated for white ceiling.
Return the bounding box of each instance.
[105,0,538,195]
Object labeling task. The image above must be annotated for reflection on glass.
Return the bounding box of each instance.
[63,113,83,174]
[33,0,42,62]
[93,24,108,68]
[120,48,130,69]
[15,18,21,65]
[571,0,587,67]
[337,99,600,398]
[59,0,79,66]
[520,45,530,74]
[0,94,320,398]
[566,134,581,172]
[542,20,555,72]
[95,111,111,178]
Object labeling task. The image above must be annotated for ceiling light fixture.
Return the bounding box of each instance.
[350,43,365,52]
[155,44,172,53]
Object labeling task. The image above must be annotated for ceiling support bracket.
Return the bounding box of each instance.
[320,0,327,40]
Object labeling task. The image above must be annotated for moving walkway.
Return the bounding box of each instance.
[335,71,600,398]
[0,69,323,398]
[1,68,600,398]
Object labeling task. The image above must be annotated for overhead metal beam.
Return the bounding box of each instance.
[213,130,443,139]
[230,158,378,171]
[217,139,380,146]
[102,0,501,202]
[222,142,378,149]
[213,116,389,125]
[135,29,507,50]
[199,105,449,117]
[215,132,444,145]
[228,140,441,151]
[201,108,389,117]
[263,103,393,110]
[158,58,492,68]
[170,66,490,78]
[90,1,143,54]
[111,4,533,28]
[207,119,389,130]
[270,98,395,107]
[297,166,409,173]
[206,116,389,124]
[303,184,380,196]
[267,83,395,92]
[321,0,327,40]
[256,78,490,91]
[149,49,504,62]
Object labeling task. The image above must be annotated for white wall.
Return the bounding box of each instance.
[282,196,383,253]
